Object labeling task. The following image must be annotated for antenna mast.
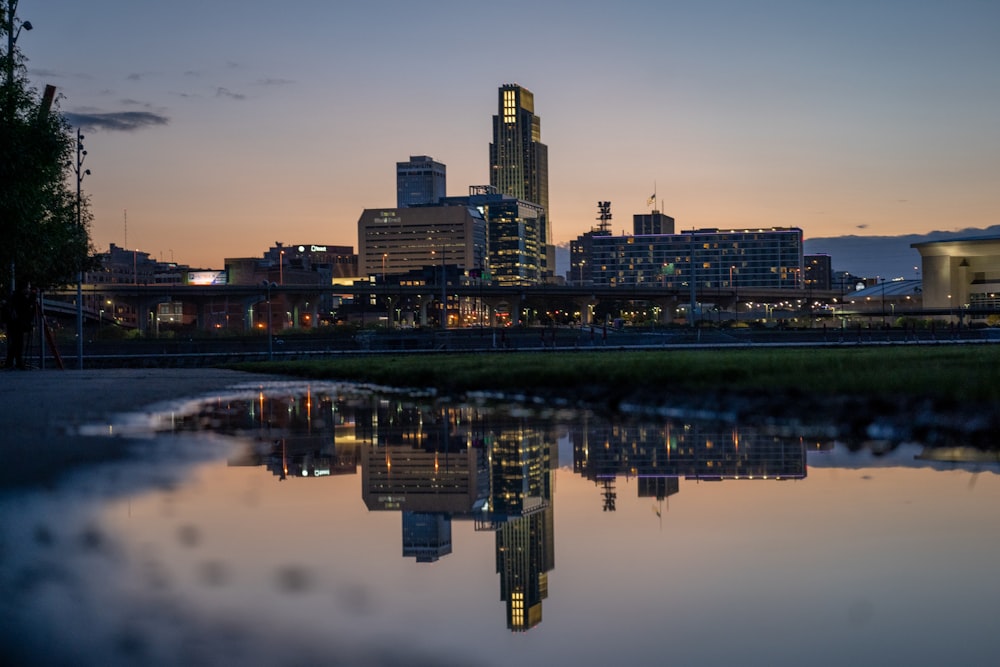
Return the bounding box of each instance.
[596,201,612,233]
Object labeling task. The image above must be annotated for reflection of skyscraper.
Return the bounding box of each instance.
[490,84,552,279]
[402,512,452,563]
[488,424,555,631]
[497,507,553,632]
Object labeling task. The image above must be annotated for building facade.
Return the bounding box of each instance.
[569,229,611,285]
[804,254,832,291]
[587,227,804,289]
[633,210,675,236]
[357,206,488,278]
[490,84,552,278]
[912,235,1000,312]
[396,155,446,208]
[440,186,545,286]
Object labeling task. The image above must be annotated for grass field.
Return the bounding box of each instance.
[230,344,1000,406]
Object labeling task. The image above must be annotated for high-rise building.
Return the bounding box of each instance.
[440,186,544,286]
[490,84,552,278]
[396,155,446,207]
[633,210,676,236]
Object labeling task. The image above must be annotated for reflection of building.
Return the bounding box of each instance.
[497,507,553,632]
[203,391,360,479]
[358,400,557,631]
[489,425,555,632]
[402,512,452,563]
[361,441,490,514]
[215,392,560,632]
[573,418,806,509]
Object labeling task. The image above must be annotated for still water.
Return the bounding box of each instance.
[3,381,999,666]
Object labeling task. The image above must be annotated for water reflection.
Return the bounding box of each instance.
[165,386,825,633]
[5,383,1000,666]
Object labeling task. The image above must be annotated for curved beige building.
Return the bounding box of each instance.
[912,236,1000,311]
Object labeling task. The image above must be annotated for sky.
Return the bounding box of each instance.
[17,0,1000,270]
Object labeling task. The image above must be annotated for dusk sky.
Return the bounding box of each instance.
[20,0,1000,270]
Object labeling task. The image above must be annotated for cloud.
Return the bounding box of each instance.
[215,87,246,100]
[63,110,169,132]
[255,78,294,87]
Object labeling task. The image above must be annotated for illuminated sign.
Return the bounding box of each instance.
[186,271,227,286]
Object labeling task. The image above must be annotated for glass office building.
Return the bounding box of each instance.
[589,228,804,289]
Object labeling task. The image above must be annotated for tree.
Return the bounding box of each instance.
[2,0,91,295]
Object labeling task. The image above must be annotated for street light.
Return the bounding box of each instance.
[382,253,391,330]
[730,265,737,321]
[74,128,90,369]
[262,280,276,360]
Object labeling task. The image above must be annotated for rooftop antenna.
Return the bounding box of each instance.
[596,201,612,233]
[123,209,127,247]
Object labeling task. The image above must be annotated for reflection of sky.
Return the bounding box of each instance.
[2,389,999,665]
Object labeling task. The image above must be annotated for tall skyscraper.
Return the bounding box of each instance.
[490,84,552,278]
[396,155,446,207]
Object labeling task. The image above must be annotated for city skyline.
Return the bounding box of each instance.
[18,1,1000,270]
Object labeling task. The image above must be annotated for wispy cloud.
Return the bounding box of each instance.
[64,110,169,132]
[255,78,294,87]
[215,87,246,101]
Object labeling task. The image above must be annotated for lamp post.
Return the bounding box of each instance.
[382,253,391,330]
[278,249,284,285]
[880,277,886,328]
[74,128,90,369]
[443,244,448,330]
[730,265,737,322]
[263,280,276,360]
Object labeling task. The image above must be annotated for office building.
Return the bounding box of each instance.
[490,84,552,278]
[440,186,544,286]
[396,155,446,208]
[357,206,488,277]
[569,229,610,285]
[587,227,804,289]
[804,254,833,291]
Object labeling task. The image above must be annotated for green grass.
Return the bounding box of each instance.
[229,344,1000,405]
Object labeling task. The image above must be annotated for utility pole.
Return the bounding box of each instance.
[4,0,33,292]
[75,128,90,369]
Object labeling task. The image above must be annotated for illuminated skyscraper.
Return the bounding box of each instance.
[490,84,552,279]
